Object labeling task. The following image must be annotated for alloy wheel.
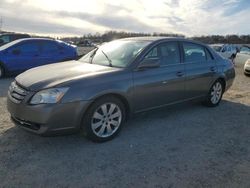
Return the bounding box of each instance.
[91,103,122,138]
[210,82,223,104]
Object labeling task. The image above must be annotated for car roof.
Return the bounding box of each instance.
[118,36,185,42]
[117,36,209,47]
[0,38,58,51]
[14,37,55,42]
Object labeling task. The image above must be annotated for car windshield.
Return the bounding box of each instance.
[79,40,150,68]
[211,45,222,52]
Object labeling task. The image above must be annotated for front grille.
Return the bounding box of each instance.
[8,81,29,104]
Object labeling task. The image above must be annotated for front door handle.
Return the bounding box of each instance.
[176,71,184,77]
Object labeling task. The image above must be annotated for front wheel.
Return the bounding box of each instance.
[204,80,224,107]
[81,96,125,142]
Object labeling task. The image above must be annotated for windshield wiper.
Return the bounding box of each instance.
[101,50,113,67]
[89,47,98,63]
[89,45,113,67]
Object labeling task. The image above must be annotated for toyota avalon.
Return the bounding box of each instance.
[7,37,235,142]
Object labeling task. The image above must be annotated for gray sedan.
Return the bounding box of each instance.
[7,37,235,142]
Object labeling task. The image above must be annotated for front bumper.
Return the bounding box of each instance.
[7,96,91,135]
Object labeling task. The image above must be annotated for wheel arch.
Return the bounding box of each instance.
[210,76,226,92]
[79,92,131,125]
[217,77,226,92]
[91,93,131,120]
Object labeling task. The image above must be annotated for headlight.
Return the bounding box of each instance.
[30,88,69,105]
[246,59,250,65]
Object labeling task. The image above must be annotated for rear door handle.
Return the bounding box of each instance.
[176,71,184,77]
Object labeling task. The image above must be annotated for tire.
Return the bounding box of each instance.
[204,80,224,107]
[0,65,4,78]
[80,96,126,142]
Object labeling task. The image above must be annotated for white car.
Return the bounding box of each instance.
[244,59,250,76]
[210,44,237,59]
[234,45,250,65]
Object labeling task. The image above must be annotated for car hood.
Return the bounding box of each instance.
[16,60,118,91]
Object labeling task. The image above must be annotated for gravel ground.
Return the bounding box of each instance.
[0,64,249,188]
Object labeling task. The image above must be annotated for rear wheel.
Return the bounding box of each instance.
[81,96,126,142]
[204,80,224,107]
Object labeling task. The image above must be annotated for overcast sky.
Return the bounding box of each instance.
[0,0,250,37]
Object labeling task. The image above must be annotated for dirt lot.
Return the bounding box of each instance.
[0,64,249,188]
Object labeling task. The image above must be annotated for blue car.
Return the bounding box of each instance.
[0,38,77,78]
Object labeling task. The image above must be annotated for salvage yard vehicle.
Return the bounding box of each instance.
[0,38,77,78]
[0,33,30,46]
[234,45,250,65]
[7,37,235,142]
[210,44,238,60]
[244,59,250,76]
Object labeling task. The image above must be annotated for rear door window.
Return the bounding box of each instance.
[183,42,206,63]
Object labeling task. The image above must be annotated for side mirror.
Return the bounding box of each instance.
[12,49,20,55]
[138,58,160,69]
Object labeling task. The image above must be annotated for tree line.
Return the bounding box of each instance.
[61,31,250,44]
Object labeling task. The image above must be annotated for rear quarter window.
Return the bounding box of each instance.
[205,48,214,60]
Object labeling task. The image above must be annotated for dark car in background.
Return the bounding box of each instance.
[0,38,77,77]
[7,37,235,142]
[0,33,30,46]
[77,39,93,47]
[210,44,238,60]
